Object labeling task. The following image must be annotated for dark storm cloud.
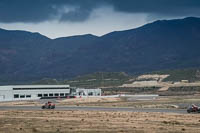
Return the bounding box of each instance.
[0,0,103,23]
[0,0,200,23]
[109,0,200,17]
[0,0,56,23]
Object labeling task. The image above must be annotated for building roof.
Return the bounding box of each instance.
[0,85,70,89]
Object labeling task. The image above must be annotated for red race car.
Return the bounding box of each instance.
[42,101,55,109]
[187,104,200,113]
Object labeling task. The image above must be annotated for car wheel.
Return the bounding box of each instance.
[187,110,191,113]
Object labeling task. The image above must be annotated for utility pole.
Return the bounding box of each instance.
[101,72,104,87]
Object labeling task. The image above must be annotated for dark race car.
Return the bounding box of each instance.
[42,101,55,109]
[187,104,200,113]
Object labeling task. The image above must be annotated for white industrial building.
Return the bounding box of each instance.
[0,85,101,102]
[72,88,101,96]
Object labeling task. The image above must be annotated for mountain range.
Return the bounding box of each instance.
[0,17,200,84]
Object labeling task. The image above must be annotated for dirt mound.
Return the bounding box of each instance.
[137,74,169,82]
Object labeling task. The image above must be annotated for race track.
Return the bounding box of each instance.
[0,106,187,114]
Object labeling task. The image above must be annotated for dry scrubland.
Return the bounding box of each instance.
[0,95,200,132]
[0,110,199,133]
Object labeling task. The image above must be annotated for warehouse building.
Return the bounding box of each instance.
[0,85,101,101]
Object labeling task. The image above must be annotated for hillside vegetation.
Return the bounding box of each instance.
[33,72,131,88]
[151,68,200,82]
[32,68,200,88]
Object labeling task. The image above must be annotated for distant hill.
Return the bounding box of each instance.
[150,68,200,82]
[1,17,200,84]
[33,72,131,88]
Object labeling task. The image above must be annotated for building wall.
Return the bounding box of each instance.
[0,85,70,101]
[0,85,101,101]
[0,86,13,101]
[75,88,101,96]
[13,89,70,101]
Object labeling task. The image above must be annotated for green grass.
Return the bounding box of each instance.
[62,72,131,88]
[32,72,132,88]
[32,78,60,85]
[102,87,160,95]
[150,68,200,82]
[169,86,200,92]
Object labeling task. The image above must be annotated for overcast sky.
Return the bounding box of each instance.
[0,0,200,39]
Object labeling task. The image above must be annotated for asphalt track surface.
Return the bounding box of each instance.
[0,106,187,114]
